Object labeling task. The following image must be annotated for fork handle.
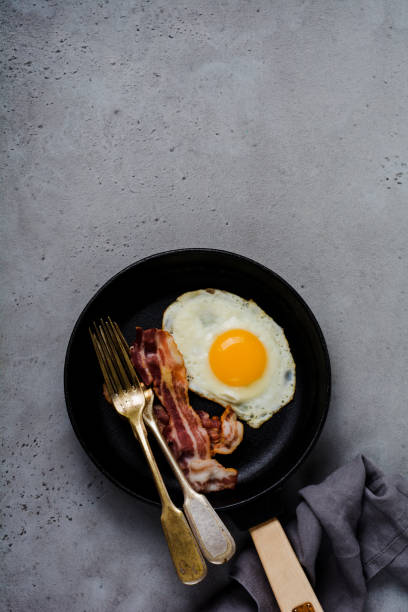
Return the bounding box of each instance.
[144,412,236,564]
[129,418,207,585]
[183,491,236,564]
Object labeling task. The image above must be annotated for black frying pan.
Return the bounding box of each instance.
[64,249,330,518]
[65,249,331,608]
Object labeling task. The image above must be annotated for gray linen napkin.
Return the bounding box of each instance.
[201,455,408,612]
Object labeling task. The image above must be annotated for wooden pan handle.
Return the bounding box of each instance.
[250,518,324,612]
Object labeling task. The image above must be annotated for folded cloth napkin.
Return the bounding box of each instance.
[201,455,408,612]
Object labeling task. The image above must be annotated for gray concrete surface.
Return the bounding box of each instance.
[1,1,408,610]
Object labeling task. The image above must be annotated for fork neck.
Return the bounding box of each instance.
[129,417,173,509]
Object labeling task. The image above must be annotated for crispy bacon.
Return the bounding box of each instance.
[130,328,241,492]
[197,407,243,456]
[154,404,243,457]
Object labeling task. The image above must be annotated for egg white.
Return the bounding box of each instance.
[163,289,296,428]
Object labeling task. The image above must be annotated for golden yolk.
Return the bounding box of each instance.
[209,329,267,386]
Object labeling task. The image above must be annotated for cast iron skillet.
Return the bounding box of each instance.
[64,249,330,521]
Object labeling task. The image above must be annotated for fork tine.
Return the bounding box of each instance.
[91,318,142,395]
[108,318,141,388]
[89,327,116,398]
[92,322,121,394]
[94,322,124,393]
[100,319,133,391]
[98,320,129,389]
[112,322,147,391]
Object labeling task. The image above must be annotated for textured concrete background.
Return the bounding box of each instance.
[1,1,408,610]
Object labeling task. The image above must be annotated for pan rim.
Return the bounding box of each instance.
[64,248,331,510]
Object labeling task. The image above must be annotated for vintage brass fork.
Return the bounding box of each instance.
[112,325,236,564]
[92,319,235,564]
[142,387,236,563]
[89,318,206,585]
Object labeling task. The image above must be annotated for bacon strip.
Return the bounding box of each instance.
[155,404,243,457]
[197,407,243,455]
[130,328,240,492]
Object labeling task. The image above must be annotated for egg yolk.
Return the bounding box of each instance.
[209,329,267,386]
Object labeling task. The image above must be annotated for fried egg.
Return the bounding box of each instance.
[162,289,296,428]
